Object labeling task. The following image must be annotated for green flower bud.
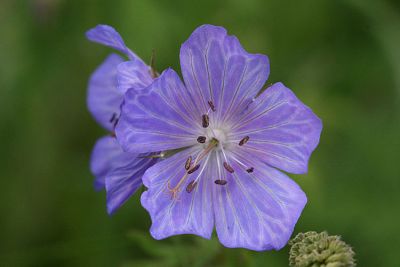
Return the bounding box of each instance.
[288,231,355,267]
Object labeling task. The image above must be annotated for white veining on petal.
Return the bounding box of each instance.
[221,62,248,124]
[135,98,198,134]
[189,49,208,113]
[204,39,214,103]
[185,153,211,227]
[231,100,289,131]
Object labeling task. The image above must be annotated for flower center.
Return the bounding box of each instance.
[167,101,254,199]
[206,127,228,150]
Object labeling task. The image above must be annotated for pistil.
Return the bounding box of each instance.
[167,138,219,199]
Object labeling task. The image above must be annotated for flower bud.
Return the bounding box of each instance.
[288,231,355,267]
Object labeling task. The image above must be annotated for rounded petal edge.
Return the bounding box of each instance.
[233,82,323,174]
[140,148,214,240]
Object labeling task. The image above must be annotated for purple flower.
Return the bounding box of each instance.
[86,25,157,214]
[116,25,322,250]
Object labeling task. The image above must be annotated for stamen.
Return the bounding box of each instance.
[230,152,255,174]
[168,141,217,200]
[186,180,198,193]
[239,136,250,146]
[185,156,192,170]
[187,164,200,174]
[197,136,206,143]
[214,179,227,185]
[113,118,119,128]
[223,162,234,173]
[220,144,229,162]
[109,113,117,123]
[216,152,224,178]
[208,100,216,112]
[202,114,209,128]
[219,146,234,174]
[149,49,159,78]
[246,167,254,173]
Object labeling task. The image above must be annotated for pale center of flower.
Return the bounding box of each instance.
[205,127,229,150]
[167,101,253,199]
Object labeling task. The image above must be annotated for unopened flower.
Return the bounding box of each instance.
[86,25,157,214]
[289,231,356,267]
[116,25,322,250]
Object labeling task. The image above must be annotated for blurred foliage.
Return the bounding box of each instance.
[0,0,399,266]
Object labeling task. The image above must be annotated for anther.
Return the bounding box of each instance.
[208,100,216,112]
[214,179,227,185]
[223,162,234,173]
[186,180,198,193]
[202,114,209,128]
[109,113,117,123]
[246,167,254,173]
[113,118,119,128]
[197,136,206,143]
[187,164,200,174]
[239,136,250,146]
[185,156,192,170]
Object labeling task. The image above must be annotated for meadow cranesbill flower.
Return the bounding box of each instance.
[116,25,322,250]
[86,25,157,214]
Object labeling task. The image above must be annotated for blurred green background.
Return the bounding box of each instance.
[1,0,399,266]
